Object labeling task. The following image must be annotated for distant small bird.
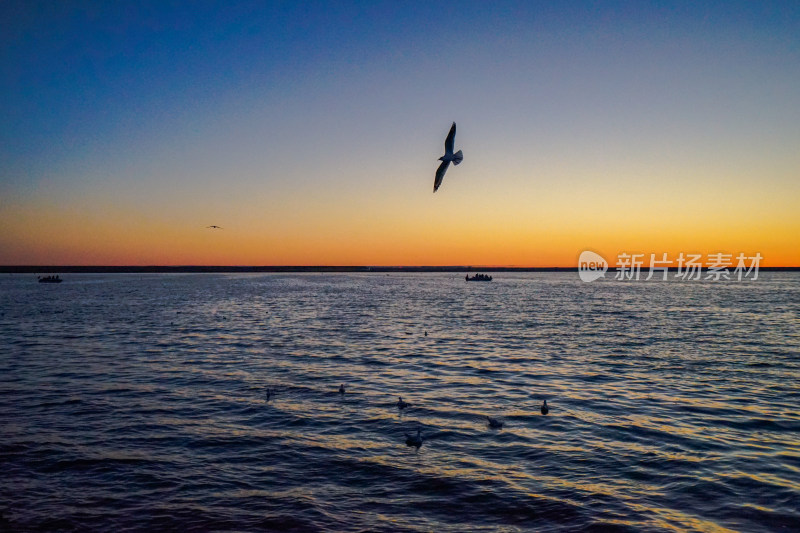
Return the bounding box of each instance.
[206,225,223,229]
[397,397,409,410]
[424,331,428,337]
[486,416,504,429]
[541,400,549,415]
[405,428,424,449]
[265,388,273,401]
[433,122,463,192]
[339,384,346,395]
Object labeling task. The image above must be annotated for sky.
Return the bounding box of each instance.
[1,1,798,266]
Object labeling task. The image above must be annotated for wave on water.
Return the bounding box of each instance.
[1,272,799,531]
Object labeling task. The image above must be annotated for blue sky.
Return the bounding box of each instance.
[1,1,799,265]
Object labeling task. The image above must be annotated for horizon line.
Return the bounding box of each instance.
[2,265,799,273]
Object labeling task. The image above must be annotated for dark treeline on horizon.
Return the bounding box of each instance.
[1,266,798,274]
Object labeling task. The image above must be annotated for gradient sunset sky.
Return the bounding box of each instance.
[2,1,798,266]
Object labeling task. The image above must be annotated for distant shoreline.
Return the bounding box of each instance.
[2,266,799,273]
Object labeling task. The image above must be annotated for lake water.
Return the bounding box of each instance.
[1,272,798,532]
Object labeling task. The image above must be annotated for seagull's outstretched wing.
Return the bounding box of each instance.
[434,160,450,192]
[444,122,456,155]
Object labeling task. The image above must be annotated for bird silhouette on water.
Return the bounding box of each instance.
[339,384,346,395]
[405,428,424,449]
[486,416,504,429]
[397,397,409,410]
[265,388,273,401]
[541,400,549,415]
[433,122,463,192]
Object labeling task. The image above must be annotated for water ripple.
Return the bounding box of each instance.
[1,272,799,531]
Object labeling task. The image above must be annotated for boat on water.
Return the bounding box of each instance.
[466,273,492,282]
[38,275,62,283]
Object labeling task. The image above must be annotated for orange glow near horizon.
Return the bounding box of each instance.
[2,69,798,268]
[2,176,798,267]
[2,3,799,269]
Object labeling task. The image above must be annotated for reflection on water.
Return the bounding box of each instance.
[1,272,799,531]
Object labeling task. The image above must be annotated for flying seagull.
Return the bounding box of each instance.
[433,122,463,192]
[206,225,223,229]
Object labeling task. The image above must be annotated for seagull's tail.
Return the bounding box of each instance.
[452,150,463,166]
